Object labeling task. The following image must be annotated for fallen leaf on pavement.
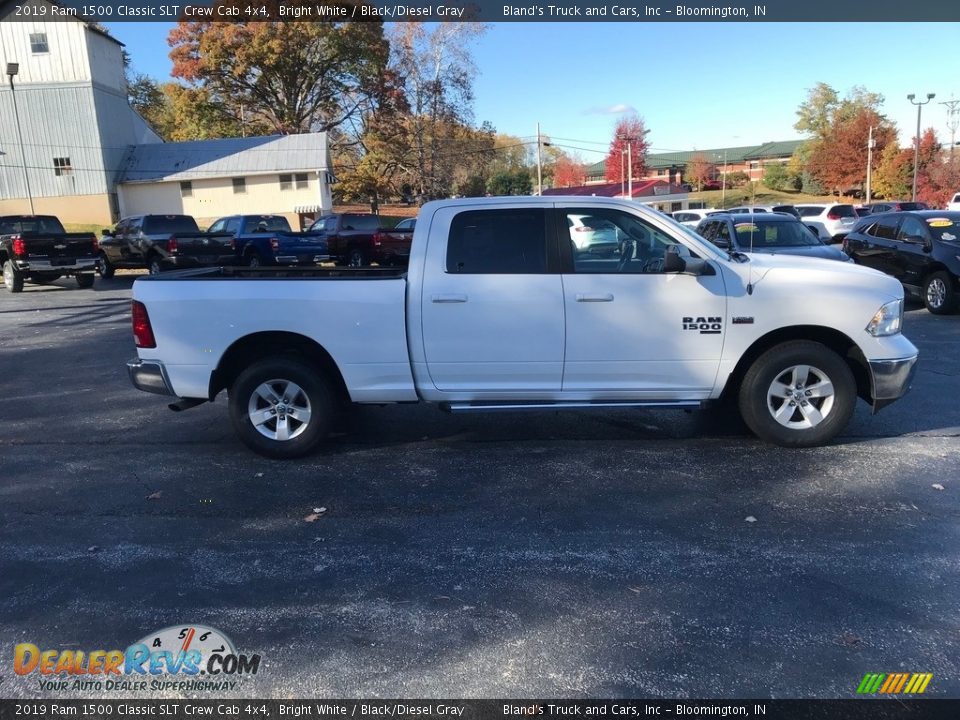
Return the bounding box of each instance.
[932,484,945,491]
[146,491,162,500]
[745,516,757,523]
[87,546,99,553]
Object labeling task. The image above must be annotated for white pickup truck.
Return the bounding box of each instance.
[127,197,918,458]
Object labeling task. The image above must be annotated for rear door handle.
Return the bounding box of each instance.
[431,294,468,303]
[576,293,614,302]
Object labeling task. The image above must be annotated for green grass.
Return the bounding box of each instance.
[62,222,107,234]
[690,186,840,209]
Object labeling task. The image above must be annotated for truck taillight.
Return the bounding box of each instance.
[132,301,156,349]
[11,236,26,257]
[270,238,279,252]
[166,236,178,254]
[92,236,99,252]
[373,231,383,247]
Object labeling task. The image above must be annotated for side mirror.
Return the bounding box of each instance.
[664,245,713,276]
[902,234,925,244]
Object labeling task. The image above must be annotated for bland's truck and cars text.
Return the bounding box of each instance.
[128,197,919,458]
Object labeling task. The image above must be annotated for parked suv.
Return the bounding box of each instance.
[696,213,851,261]
[795,204,858,242]
[947,193,960,211]
[843,211,960,314]
[861,201,929,214]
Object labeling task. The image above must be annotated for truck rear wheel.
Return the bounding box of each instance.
[228,358,334,459]
[738,341,856,447]
[2,261,24,293]
[76,273,95,289]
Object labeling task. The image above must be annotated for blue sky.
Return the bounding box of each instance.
[108,21,959,157]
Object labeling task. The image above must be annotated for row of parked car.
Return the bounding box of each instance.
[0,212,416,293]
[668,203,960,315]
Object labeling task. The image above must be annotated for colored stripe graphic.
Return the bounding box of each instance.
[858,673,932,694]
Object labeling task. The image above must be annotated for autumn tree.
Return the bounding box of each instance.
[487,169,532,196]
[872,142,912,199]
[919,155,960,207]
[604,114,650,185]
[684,153,714,191]
[168,18,390,135]
[808,107,897,195]
[552,152,587,188]
[388,22,486,203]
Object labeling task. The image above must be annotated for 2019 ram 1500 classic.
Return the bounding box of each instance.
[207,214,329,267]
[98,215,235,276]
[309,213,414,267]
[1,215,98,292]
[127,197,919,458]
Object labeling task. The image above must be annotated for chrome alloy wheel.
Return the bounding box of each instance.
[247,378,312,442]
[926,277,947,310]
[766,364,835,430]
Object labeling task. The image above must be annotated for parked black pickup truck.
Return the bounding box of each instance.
[308,213,414,267]
[98,214,236,276]
[208,215,329,267]
[0,215,98,293]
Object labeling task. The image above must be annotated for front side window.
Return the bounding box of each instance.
[30,33,48,53]
[873,217,899,240]
[896,216,928,242]
[564,208,688,274]
[447,209,547,274]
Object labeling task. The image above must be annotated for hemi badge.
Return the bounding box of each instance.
[732,317,754,324]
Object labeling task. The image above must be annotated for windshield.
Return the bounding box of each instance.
[0,216,66,234]
[654,209,729,257]
[927,217,960,243]
[144,216,199,234]
[733,220,821,247]
[245,216,291,233]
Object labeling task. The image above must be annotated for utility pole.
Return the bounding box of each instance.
[941,98,960,162]
[535,122,543,196]
[627,140,633,199]
[7,63,35,214]
[620,149,625,197]
[721,149,727,206]
[865,125,874,204]
[908,92,935,201]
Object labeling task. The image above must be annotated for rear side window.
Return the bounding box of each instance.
[447,209,546,274]
[796,206,822,218]
[872,216,899,240]
[143,216,199,234]
[341,214,380,232]
[832,205,856,218]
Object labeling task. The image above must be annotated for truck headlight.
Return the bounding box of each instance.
[865,299,903,337]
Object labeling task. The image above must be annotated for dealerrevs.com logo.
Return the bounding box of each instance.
[14,625,261,692]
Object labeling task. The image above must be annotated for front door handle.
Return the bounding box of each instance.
[431,294,468,303]
[576,293,614,302]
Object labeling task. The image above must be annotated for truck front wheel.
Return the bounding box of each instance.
[228,358,334,459]
[738,341,856,447]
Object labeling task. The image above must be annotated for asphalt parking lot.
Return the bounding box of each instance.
[1,274,958,700]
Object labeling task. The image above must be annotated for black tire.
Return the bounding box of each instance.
[76,273,95,289]
[738,340,856,448]
[2,261,24,293]
[348,249,365,268]
[247,253,263,268]
[97,253,115,279]
[147,255,163,276]
[923,271,957,315]
[228,358,335,459]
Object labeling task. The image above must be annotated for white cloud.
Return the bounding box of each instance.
[583,103,637,116]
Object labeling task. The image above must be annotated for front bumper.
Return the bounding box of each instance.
[869,355,919,412]
[127,359,174,396]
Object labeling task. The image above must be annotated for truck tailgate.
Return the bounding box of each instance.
[21,233,96,264]
[133,273,417,403]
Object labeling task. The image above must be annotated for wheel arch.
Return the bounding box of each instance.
[209,331,350,404]
[721,325,871,405]
[922,262,958,286]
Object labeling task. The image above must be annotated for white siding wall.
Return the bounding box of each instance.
[0,8,92,84]
[119,173,327,222]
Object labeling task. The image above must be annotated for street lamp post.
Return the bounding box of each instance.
[907,92,935,202]
[6,63,34,214]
